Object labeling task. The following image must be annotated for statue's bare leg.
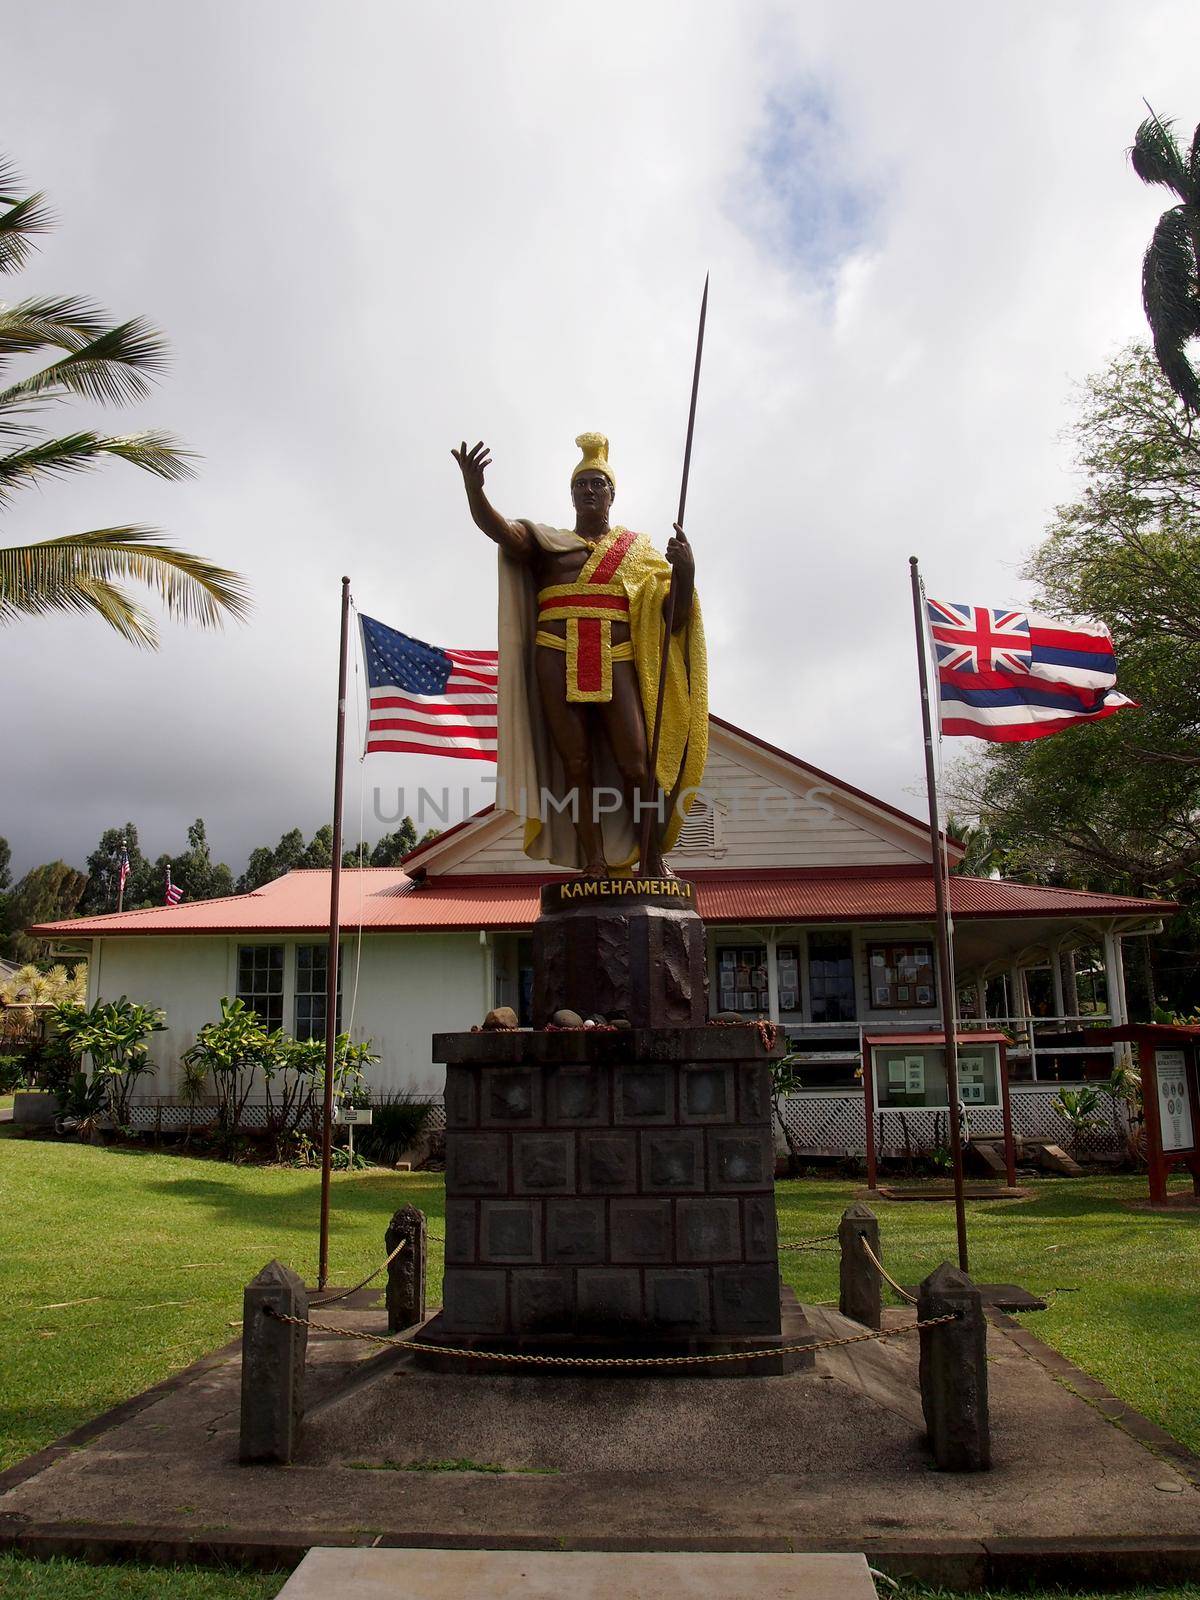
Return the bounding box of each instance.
[535,645,608,875]
[601,661,666,875]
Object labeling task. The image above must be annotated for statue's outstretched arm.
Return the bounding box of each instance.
[452,440,532,560]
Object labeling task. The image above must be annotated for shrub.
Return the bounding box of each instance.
[52,996,166,1127]
[355,1090,435,1167]
[0,1054,27,1093]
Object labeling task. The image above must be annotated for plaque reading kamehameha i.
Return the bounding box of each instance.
[540,876,696,913]
[534,877,707,1029]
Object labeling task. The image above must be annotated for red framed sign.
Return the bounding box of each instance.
[1100,1024,1200,1205]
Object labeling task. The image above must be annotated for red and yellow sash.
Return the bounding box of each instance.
[536,527,639,702]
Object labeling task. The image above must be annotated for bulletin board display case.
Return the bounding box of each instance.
[867,1034,1003,1110]
[862,1030,1016,1190]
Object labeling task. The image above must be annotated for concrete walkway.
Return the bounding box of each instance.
[1,1296,1198,1588]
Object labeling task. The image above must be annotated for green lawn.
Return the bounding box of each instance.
[0,1137,1198,1598]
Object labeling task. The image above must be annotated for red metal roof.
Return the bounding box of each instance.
[29,865,1172,940]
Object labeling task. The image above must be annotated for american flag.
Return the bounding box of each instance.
[359,614,498,761]
[117,844,131,897]
[927,598,1135,742]
[164,865,183,905]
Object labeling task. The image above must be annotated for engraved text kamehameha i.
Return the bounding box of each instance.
[453,433,708,878]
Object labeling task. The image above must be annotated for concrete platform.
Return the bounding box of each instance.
[277,1547,877,1599]
[2,1292,1199,1589]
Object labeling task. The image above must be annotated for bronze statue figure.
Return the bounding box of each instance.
[453,433,708,876]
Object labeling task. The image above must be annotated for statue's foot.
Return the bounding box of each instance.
[581,860,609,880]
[641,854,675,879]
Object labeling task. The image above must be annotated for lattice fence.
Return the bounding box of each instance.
[126,1097,447,1134]
[779,1089,1127,1157]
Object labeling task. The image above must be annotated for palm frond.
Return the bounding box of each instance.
[0,188,53,275]
[0,429,196,502]
[1130,115,1191,199]
[0,297,124,358]
[1142,207,1200,414]
[1190,122,1200,191]
[0,316,171,409]
[0,526,252,647]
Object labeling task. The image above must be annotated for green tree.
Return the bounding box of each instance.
[1,861,87,959]
[0,156,249,645]
[368,818,418,866]
[80,823,146,913]
[0,835,10,892]
[950,346,1200,1011]
[167,819,233,902]
[1131,111,1200,414]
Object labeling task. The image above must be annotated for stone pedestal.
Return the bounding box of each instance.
[532,879,708,1029]
[421,1025,812,1373]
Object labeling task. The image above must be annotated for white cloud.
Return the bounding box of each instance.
[2,0,1198,875]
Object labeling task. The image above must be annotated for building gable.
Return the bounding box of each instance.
[407,717,943,877]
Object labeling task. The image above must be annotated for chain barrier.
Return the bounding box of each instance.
[263,1303,959,1368]
[777,1231,840,1253]
[311,1239,406,1308]
[858,1236,919,1305]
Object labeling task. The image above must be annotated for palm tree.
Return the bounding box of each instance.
[1130,111,1200,416]
[0,157,249,645]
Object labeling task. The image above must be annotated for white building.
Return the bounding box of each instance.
[33,716,1170,1152]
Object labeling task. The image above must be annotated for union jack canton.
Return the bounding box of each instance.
[926,598,1136,742]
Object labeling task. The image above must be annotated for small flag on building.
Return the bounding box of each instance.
[926,600,1136,742]
[359,615,498,761]
[164,865,183,905]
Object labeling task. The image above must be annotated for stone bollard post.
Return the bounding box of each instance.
[239,1260,308,1465]
[385,1204,428,1333]
[917,1261,990,1471]
[838,1201,882,1330]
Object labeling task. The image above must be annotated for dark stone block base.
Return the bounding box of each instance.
[413,1286,815,1378]
[433,1024,792,1360]
[532,880,708,1028]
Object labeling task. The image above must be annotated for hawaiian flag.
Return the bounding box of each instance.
[926,600,1136,742]
[164,865,183,905]
[359,615,498,761]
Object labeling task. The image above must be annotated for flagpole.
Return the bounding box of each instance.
[318,575,352,1292]
[117,835,126,915]
[909,556,969,1273]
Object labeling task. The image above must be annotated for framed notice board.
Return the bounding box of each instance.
[867,941,937,1011]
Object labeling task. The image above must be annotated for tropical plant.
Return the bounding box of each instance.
[1100,1055,1144,1166]
[52,994,165,1126]
[181,997,268,1140]
[1054,1085,1105,1157]
[770,1054,802,1175]
[0,156,250,645]
[52,1068,108,1139]
[0,961,86,1042]
[354,1089,435,1167]
[0,1053,26,1093]
[1131,111,1200,414]
[260,1032,323,1158]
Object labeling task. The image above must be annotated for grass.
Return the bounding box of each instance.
[0,1133,445,1473]
[0,1138,1197,1598]
[0,1556,283,1598]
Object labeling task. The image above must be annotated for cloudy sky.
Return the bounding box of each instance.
[2,1,1197,879]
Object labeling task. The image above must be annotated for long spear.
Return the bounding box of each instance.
[640,273,708,873]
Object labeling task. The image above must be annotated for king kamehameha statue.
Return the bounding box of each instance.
[452,432,707,877]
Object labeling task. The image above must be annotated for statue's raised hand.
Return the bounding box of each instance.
[452,439,491,496]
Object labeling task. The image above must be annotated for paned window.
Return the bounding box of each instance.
[295,943,343,1041]
[716,944,770,1015]
[237,945,284,1030]
[807,932,857,1022]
